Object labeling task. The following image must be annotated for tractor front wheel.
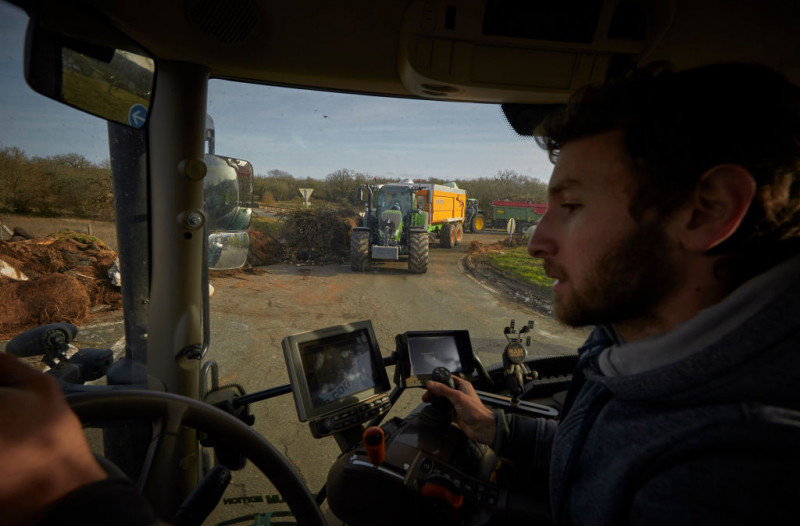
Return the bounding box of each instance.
[408,230,429,273]
[350,230,370,271]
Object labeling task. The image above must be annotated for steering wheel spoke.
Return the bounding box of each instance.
[68,389,326,526]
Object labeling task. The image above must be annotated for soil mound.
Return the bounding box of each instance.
[247,231,284,266]
[0,230,122,340]
[281,208,359,264]
[0,274,91,336]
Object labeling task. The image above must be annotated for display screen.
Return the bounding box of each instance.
[283,320,391,422]
[299,328,381,408]
[407,334,464,376]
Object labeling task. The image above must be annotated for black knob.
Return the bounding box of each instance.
[431,367,455,389]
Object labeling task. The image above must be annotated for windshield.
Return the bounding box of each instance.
[0,4,589,522]
[376,185,412,213]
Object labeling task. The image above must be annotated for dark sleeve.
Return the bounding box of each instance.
[630,447,800,525]
[39,478,162,526]
[490,410,558,470]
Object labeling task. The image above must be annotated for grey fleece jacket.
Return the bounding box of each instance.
[493,255,800,525]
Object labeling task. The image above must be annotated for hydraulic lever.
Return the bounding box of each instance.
[6,323,113,384]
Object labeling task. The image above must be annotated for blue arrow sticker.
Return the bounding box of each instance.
[128,103,148,128]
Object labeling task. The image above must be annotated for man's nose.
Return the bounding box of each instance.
[528,213,555,258]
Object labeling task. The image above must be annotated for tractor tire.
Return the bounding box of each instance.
[408,230,429,273]
[350,230,370,272]
[471,213,485,232]
[454,223,464,246]
[440,223,455,248]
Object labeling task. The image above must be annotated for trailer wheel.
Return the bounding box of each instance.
[440,223,455,248]
[517,222,531,234]
[408,230,429,273]
[350,230,370,271]
[471,213,485,232]
[454,223,463,246]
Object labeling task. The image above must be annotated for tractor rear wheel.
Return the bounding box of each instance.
[440,223,455,248]
[408,230,429,273]
[471,213,485,232]
[350,230,370,271]
[454,223,463,246]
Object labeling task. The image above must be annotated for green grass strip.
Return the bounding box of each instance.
[477,245,554,298]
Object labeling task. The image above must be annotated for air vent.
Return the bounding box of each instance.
[186,0,259,45]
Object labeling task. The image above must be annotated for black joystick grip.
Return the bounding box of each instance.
[431,367,455,390]
[423,367,455,426]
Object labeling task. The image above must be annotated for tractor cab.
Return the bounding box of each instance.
[375,184,416,245]
[2,0,799,524]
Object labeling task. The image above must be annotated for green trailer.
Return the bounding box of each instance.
[489,200,548,233]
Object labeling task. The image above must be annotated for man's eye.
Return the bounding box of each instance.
[562,203,582,212]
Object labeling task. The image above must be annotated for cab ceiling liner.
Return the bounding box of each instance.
[185,0,260,45]
[482,0,605,44]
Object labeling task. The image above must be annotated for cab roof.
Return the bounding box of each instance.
[13,0,800,105]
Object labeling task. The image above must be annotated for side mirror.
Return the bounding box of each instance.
[24,2,155,128]
[208,232,250,270]
[204,155,253,270]
[204,155,253,232]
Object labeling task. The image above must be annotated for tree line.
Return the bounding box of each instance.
[0,146,547,220]
[256,168,547,209]
[0,146,114,220]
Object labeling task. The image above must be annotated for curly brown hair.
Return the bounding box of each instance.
[535,62,800,282]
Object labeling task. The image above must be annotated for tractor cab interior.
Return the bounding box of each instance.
[2,0,799,524]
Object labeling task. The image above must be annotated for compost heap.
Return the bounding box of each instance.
[0,209,360,339]
[0,230,121,340]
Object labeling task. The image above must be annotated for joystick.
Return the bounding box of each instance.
[421,367,455,427]
[431,366,455,389]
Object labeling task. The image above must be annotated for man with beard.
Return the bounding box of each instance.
[426,62,800,524]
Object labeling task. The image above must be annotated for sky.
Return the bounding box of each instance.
[0,1,554,182]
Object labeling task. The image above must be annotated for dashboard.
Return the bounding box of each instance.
[283,320,558,525]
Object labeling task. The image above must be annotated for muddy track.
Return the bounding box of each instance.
[463,254,554,317]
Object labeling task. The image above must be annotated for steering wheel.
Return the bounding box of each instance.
[67,389,327,526]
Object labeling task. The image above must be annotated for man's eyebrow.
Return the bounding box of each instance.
[548,179,582,197]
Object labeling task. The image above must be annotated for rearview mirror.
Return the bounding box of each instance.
[24,3,155,128]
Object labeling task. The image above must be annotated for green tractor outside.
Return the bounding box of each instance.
[350,181,430,274]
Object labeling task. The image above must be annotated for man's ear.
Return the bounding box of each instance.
[680,164,756,251]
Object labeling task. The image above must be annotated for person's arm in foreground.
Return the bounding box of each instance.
[0,353,159,525]
[0,353,107,524]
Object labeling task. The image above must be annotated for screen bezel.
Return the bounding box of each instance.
[283,320,391,422]
[394,330,475,388]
